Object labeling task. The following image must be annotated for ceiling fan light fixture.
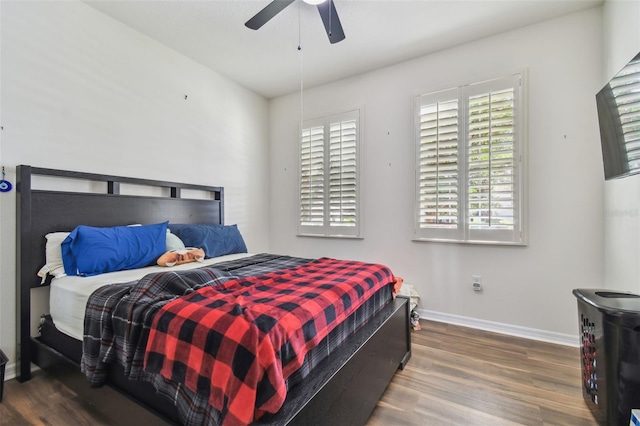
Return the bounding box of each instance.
[245,0,344,44]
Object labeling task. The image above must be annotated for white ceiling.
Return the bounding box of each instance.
[84,0,602,99]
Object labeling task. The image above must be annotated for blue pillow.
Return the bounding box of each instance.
[61,222,168,276]
[168,224,247,258]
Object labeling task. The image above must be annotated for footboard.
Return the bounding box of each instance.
[257,295,412,425]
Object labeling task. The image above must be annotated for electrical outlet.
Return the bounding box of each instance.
[472,275,482,291]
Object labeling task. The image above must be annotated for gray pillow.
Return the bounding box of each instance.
[166,230,186,251]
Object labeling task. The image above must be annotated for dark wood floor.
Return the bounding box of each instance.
[0,320,597,425]
[367,320,597,426]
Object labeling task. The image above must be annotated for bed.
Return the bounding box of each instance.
[15,165,412,425]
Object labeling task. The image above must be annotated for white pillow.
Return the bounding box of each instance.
[37,232,70,281]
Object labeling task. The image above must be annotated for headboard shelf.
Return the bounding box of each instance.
[15,165,225,382]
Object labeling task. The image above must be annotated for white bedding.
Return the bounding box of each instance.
[49,253,252,341]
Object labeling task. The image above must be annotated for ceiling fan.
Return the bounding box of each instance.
[245,0,345,44]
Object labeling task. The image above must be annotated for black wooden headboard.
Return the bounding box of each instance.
[15,165,224,381]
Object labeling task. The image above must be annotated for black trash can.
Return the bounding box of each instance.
[573,289,640,425]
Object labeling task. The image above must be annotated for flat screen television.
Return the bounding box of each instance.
[596,51,640,180]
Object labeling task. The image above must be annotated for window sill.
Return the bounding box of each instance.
[411,237,527,247]
[297,233,364,240]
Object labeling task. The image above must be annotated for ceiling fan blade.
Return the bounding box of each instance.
[245,0,296,30]
[317,0,345,44]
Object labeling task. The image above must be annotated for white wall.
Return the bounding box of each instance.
[0,1,270,377]
[270,7,604,343]
[0,2,611,381]
[602,0,640,291]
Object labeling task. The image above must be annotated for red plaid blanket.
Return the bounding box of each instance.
[144,257,394,426]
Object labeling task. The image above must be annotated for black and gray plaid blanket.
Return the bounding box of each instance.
[81,254,311,424]
[82,253,309,385]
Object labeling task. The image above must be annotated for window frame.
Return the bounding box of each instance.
[413,72,528,245]
[298,108,362,239]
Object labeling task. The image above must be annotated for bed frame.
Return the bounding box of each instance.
[15,165,412,425]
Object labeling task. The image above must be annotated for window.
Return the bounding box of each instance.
[414,73,527,245]
[299,109,361,238]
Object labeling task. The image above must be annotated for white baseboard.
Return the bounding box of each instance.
[417,308,580,347]
[3,362,40,382]
[4,362,16,381]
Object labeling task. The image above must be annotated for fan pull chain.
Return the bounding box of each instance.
[329,0,332,36]
[298,0,302,51]
[298,2,304,129]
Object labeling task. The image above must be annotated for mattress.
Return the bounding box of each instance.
[49,253,252,340]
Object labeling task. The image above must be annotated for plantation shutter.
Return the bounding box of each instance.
[415,88,462,240]
[466,75,522,243]
[329,118,358,228]
[300,125,325,227]
[299,109,361,237]
[415,73,526,244]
